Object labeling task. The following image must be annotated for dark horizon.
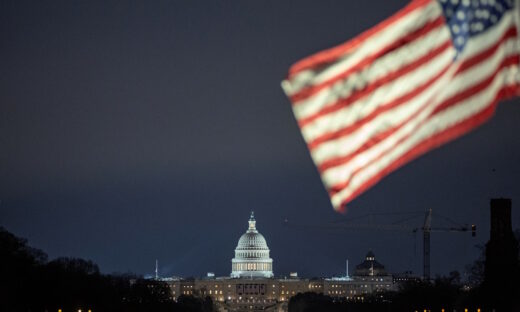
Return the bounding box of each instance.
[1,0,520,279]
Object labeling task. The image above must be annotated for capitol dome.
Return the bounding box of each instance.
[231,212,273,278]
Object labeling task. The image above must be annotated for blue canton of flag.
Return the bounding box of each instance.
[439,0,515,54]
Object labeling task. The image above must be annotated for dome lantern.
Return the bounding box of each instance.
[248,211,257,232]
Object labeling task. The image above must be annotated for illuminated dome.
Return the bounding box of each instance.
[231,212,273,278]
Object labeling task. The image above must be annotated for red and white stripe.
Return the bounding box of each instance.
[282,0,520,212]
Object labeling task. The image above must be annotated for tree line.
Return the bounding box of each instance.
[0,227,214,312]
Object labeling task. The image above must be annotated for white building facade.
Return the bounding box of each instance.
[163,213,396,311]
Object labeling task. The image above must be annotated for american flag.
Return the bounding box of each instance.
[281,0,520,212]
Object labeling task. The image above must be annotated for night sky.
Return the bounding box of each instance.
[1,0,519,279]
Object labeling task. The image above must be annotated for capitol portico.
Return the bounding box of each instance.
[231,212,273,278]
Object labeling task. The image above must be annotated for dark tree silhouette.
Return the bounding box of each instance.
[288,292,339,312]
[0,227,213,312]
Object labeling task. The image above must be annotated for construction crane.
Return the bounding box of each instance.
[418,209,476,280]
[284,209,476,280]
[286,209,477,280]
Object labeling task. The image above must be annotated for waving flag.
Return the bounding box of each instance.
[282,0,520,212]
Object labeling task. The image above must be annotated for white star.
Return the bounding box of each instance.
[471,22,484,31]
[452,24,461,34]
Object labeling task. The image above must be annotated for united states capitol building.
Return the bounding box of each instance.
[163,212,396,311]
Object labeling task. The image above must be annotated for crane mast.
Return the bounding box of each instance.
[423,209,432,280]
